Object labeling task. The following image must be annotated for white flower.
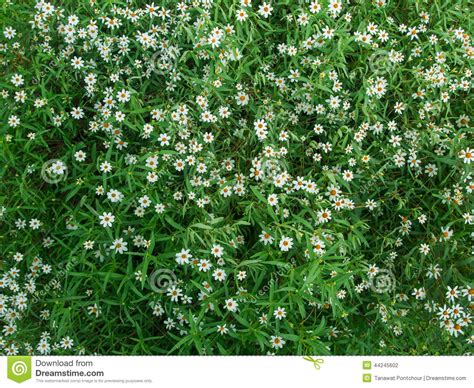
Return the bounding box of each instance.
[440,226,453,241]
[211,244,224,258]
[313,239,325,255]
[446,286,459,303]
[37,339,51,355]
[116,89,131,103]
[236,9,248,22]
[258,2,273,18]
[212,268,227,281]
[79,240,93,252]
[342,170,353,181]
[99,161,113,173]
[70,107,84,119]
[71,56,84,69]
[50,160,66,175]
[198,259,212,272]
[8,115,20,127]
[110,238,128,254]
[235,92,249,105]
[175,249,192,265]
[155,203,165,214]
[273,307,286,320]
[419,244,430,255]
[11,73,24,87]
[4,27,16,39]
[279,236,293,251]
[99,212,115,228]
[259,231,274,245]
[217,324,229,335]
[224,298,238,312]
[167,286,183,302]
[412,287,426,300]
[317,209,332,223]
[268,194,278,206]
[367,264,379,277]
[107,189,123,203]
[60,336,74,349]
[74,150,87,162]
[459,148,473,164]
[29,219,42,229]
[139,195,151,208]
[270,336,285,349]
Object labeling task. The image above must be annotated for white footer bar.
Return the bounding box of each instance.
[0,356,472,387]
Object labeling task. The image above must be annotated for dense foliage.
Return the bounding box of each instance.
[0,0,473,356]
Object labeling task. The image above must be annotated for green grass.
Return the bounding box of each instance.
[0,0,472,356]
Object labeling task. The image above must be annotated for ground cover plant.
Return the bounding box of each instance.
[0,0,473,356]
